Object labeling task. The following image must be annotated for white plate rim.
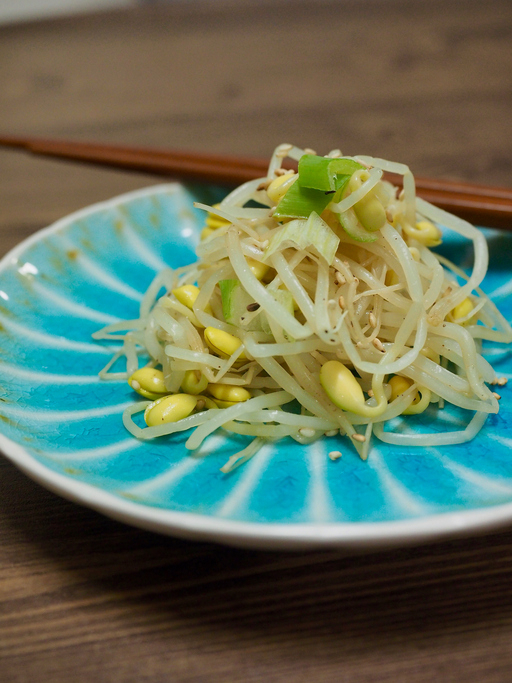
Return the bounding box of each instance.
[3,429,512,550]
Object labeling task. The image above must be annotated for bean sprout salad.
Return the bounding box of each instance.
[94,143,512,472]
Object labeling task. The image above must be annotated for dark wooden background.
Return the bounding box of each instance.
[1,1,512,680]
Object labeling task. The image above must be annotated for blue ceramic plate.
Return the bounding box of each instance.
[1,184,512,550]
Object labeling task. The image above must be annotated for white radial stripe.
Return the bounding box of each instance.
[1,363,123,385]
[59,236,144,302]
[122,223,168,272]
[32,280,119,324]
[128,434,226,496]
[39,438,144,461]
[305,441,335,523]
[482,347,512,358]
[0,400,132,422]
[490,434,512,449]
[368,449,428,515]
[488,280,512,300]
[427,446,512,495]
[216,442,275,518]
[128,454,202,496]
[0,312,113,354]
[433,412,468,427]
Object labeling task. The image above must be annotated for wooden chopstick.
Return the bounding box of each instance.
[0,135,269,185]
[1,134,512,230]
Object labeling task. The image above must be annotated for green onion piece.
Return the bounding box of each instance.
[273,181,333,219]
[219,279,240,322]
[274,163,356,219]
[298,155,365,191]
[219,279,264,330]
[264,211,340,265]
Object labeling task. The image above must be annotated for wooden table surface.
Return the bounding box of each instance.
[1,1,512,681]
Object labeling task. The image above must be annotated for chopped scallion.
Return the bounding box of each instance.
[264,211,340,265]
[298,155,365,191]
[273,181,333,219]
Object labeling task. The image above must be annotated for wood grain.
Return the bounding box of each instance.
[1,1,512,681]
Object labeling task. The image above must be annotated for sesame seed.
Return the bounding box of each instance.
[338,295,345,309]
[325,429,338,437]
[131,380,140,390]
[246,302,260,312]
[367,389,374,397]
[369,312,377,328]
[260,239,269,249]
[328,450,343,461]
[257,181,271,191]
[372,337,385,352]
[303,148,317,155]
[493,392,502,400]
[328,149,342,158]
[299,427,316,438]
[274,167,289,176]
[196,399,205,411]
[352,434,366,443]
[335,271,346,286]
[498,377,508,386]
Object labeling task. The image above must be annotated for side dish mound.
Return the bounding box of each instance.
[94,143,512,472]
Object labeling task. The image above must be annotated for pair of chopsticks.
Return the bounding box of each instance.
[1,134,512,230]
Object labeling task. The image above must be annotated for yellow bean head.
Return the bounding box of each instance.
[172,284,213,323]
[403,387,431,414]
[205,205,230,230]
[172,284,200,310]
[212,399,238,409]
[413,220,442,247]
[267,172,298,204]
[128,367,168,400]
[207,383,251,403]
[320,360,367,414]
[409,247,421,261]
[448,297,475,325]
[348,169,370,192]
[246,257,270,281]
[385,269,400,287]
[144,393,198,427]
[348,170,386,232]
[354,196,386,232]
[204,327,246,359]
[200,227,215,241]
[388,375,413,401]
[388,376,431,414]
[180,370,209,395]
